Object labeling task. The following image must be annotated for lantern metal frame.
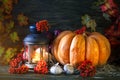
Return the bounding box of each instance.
[23,25,50,69]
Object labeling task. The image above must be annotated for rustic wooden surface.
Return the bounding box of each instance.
[0,65,120,80]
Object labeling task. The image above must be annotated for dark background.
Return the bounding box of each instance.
[13,0,109,33]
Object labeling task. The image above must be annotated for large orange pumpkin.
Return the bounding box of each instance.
[52,31,111,67]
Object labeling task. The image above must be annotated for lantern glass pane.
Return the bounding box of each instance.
[24,44,49,64]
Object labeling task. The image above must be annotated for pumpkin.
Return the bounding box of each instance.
[52,31,111,67]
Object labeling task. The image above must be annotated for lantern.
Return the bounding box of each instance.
[23,25,50,69]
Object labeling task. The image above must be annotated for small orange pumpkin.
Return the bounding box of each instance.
[52,31,111,67]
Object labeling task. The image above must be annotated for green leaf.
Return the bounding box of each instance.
[81,14,91,26]
[10,32,19,43]
[86,19,97,32]
[4,48,17,63]
[103,13,111,21]
[81,14,97,32]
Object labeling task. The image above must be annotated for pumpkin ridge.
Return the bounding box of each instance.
[83,33,87,61]
[52,31,73,62]
[86,36,99,66]
[57,32,75,65]
[70,34,85,67]
[91,32,111,66]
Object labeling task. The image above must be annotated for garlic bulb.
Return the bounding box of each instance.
[50,63,63,75]
[64,64,74,74]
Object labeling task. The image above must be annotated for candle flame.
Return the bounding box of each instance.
[32,48,48,63]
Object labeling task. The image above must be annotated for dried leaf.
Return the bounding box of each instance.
[17,13,29,26]
[81,14,97,32]
[3,48,17,64]
[81,14,91,26]
[6,20,14,32]
[2,0,13,14]
[10,32,19,43]
[86,19,97,32]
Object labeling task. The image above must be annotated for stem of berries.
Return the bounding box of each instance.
[74,26,86,34]
[36,20,50,32]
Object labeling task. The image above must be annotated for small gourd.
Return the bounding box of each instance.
[64,64,74,74]
[50,63,63,75]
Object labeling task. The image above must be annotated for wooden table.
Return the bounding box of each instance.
[0,65,120,80]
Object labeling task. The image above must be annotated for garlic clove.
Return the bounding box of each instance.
[64,64,74,74]
[50,63,63,75]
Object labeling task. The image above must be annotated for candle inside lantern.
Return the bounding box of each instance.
[32,48,43,63]
[32,47,49,63]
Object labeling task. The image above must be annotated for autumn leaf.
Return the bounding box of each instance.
[3,48,17,64]
[2,0,13,14]
[81,14,91,26]
[6,20,14,32]
[81,14,97,32]
[17,13,29,26]
[10,32,19,43]
[86,19,96,32]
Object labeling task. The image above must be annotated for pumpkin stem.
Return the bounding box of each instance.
[56,62,59,66]
[82,32,87,37]
[82,31,91,37]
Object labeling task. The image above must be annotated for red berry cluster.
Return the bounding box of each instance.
[8,52,28,74]
[74,26,86,34]
[77,60,96,77]
[36,20,49,32]
[9,65,28,74]
[34,60,48,74]
[9,53,23,68]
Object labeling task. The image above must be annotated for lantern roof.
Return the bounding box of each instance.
[23,25,50,45]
